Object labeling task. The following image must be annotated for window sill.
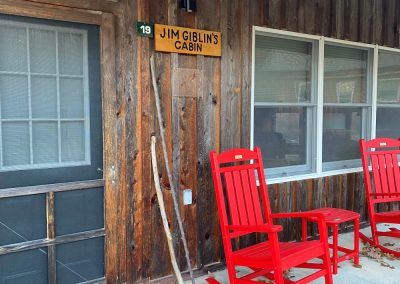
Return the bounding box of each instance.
[265,167,363,185]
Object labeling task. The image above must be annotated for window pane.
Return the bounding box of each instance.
[2,122,30,167]
[254,107,307,168]
[61,122,85,162]
[55,187,104,235]
[0,249,47,284]
[254,35,312,103]
[0,75,29,119]
[324,45,368,103]
[376,51,400,139]
[58,32,83,76]
[60,78,84,118]
[377,51,400,104]
[31,76,57,118]
[0,195,46,245]
[56,237,104,284]
[322,107,362,163]
[33,122,58,164]
[376,108,400,138]
[29,29,56,74]
[0,25,27,72]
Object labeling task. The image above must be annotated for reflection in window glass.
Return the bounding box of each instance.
[56,237,104,284]
[254,35,312,103]
[0,249,47,284]
[254,107,307,168]
[0,195,46,246]
[322,107,362,163]
[324,45,368,104]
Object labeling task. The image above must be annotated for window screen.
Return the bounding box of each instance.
[0,21,89,171]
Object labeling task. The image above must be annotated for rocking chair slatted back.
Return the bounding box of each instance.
[210,147,272,238]
[360,138,400,203]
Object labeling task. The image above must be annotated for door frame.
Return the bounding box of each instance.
[0,1,117,283]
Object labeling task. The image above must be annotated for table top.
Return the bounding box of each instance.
[307,207,360,224]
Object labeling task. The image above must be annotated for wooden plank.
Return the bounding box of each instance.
[332,0,344,39]
[286,0,298,32]
[320,0,331,36]
[124,0,144,280]
[396,1,400,48]
[0,229,105,255]
[173,68,200,97]
[25,0,120,12]
[131,0,152,280]
[268,0,282,29]
[177,96,198,270]
[359,0,373,43]
[373,0,384,45]
[220,0,242,151]
[100,12,119,284]
[304,0,316,35]
[297,0,306,33]
[0,0,103,24]
[0,180,104,198]
[196,0,222,268]
[240,0,251,149]
[383,0,396,47]
[148,35,174,281]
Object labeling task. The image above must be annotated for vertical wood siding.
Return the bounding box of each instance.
[4,0,400,282]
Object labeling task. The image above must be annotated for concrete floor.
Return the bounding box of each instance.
[190,224,400,284]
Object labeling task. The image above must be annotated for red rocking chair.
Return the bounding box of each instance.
[359,138,400,257]
[209,148,332,284]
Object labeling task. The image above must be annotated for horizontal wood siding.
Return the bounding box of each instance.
[2,0,399,283]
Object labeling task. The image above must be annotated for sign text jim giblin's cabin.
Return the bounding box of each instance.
[155,24,221,57]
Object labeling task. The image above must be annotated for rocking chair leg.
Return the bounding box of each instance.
[226,261,237,284]
[323,254,333,284]
[273,268,285,284]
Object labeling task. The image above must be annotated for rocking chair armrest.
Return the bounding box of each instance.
[226,224,283,233]
[271,211,329,220]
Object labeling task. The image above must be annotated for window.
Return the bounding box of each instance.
[322,45,371,170]
[0,20,90,171]
[253,35,316,176]
[252,27,400,183]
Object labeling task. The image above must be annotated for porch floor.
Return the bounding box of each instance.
[190,224,400,284]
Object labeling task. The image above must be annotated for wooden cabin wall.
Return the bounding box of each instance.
[5,0,400,283]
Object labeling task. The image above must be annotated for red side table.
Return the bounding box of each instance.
[302,207,360,274]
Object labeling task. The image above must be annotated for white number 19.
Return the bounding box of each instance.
[140,25,151,34]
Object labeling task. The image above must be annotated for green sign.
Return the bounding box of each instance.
[136,21,154,38]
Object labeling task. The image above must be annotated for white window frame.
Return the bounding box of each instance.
[374,46,400,140]
[251,26,400,185]
[0,19,91,172]
[321,42,373,171]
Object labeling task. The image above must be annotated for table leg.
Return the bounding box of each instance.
[332,224,339,274]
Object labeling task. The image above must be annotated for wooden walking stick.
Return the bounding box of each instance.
[150,56,195,283]
[151,136,184,284]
